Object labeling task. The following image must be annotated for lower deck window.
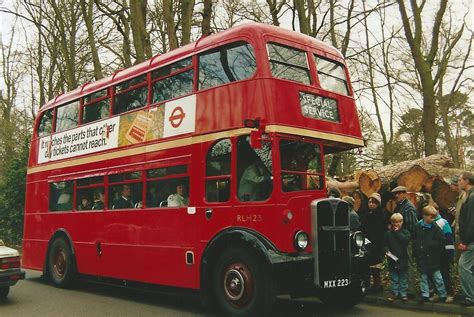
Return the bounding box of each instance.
[50,181,73,211]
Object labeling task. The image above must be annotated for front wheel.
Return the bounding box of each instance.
[48,238,76,288]
[212,248,275,317]
[0,286,10,299]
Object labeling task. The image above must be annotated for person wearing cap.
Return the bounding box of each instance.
[392,185,418,298]
[360,192,386,293]
[392,186,418,234]
[342,196,360,231]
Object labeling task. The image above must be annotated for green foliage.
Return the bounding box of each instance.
[0,139,29,245]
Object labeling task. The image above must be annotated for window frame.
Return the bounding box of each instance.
[204,138,232,203]
[55,100,81,133]
[145,164,190,208]
[267,42,311,85]
[81,88,112,125]
[37,109,55,138]
[197,41,258,91]
[278,136,325,193]
[151,57,194,106]
[112,74,150,116]
[75,176,105,212]
[314,55,350,96]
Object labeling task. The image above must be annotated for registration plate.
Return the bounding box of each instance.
[322,278,350,288]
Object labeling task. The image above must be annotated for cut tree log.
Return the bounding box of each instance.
[358,170,382,197]
[329,155,465,212]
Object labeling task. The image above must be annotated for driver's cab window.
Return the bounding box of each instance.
[280,140,323,192]
[237,135,273,202]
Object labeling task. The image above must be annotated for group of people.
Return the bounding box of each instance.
[76,190,104,210]
[110,182,189,209]
[338,171,474,307]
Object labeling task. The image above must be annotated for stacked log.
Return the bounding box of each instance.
[329,155,464,212]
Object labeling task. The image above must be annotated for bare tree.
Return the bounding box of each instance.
[80,0,104,79]
[201,0,213,36]
[396,0,464,157]
[130,0,152,62]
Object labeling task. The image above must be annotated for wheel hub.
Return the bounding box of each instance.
[53,248,66,278]
[223,263,254,308]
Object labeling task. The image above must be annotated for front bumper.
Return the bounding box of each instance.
[0,269,25,287]
[269,250,368,297]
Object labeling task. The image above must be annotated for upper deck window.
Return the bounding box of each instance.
[315,56,349,95]
[152,58,193,104]
[83,88,110,124]
[56,101,80,132]
[114,75,148,115]
[37,109,53,137]
[267,43,310,85]
[198,42,256,90]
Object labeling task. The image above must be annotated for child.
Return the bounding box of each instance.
[413,205,447,303]
[432,205,455,303]
[383,213,411,302]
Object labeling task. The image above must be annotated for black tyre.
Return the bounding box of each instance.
[48,238,76,288]
[0,286,10,299]
[212,248,275,317]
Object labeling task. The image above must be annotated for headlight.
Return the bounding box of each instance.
[353,231,365,248]
[294,230,309,251]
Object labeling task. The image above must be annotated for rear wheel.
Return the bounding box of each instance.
[0,286,10,299]
[48,238,76,288]
[212,248,275,317]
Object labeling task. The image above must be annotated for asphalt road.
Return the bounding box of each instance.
[0,270,457,317]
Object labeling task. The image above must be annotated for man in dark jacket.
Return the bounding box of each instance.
[112,184,134,209]
[392,186,418,233]
[458,172,474,307]
[413,206,447,303]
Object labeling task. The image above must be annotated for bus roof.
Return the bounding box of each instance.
[42,23,344,111]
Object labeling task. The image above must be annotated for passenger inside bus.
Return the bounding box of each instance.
[112,184,135,209]
[76,196,91,211]
[51,181,73,211]
[167,182,189,207]
[92,189,105,210]
[237,136,273,202]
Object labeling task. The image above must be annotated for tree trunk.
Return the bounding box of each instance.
[201,0,213,36]
[181,0,195,45]
[396,0,449,157]
[266,0,280,26]
[130,0,152,63]
[50,0,78,90]
[294,0,309,35]
[80,0,103,80]
[163,0,178,50]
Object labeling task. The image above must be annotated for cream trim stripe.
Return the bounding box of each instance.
[265,125,364,146]
[27,126,363,174]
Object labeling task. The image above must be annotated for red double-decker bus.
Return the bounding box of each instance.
[23,23,367,316]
